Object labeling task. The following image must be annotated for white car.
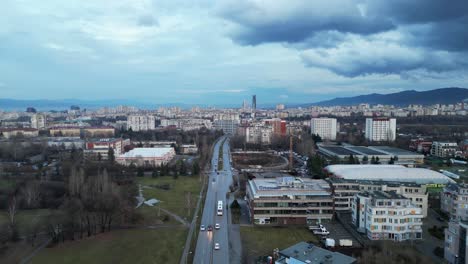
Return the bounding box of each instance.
[214,243,220,250]
[200,225,206,231]
[215,223,220,229]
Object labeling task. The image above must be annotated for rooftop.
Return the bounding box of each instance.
[118,147,174,158]
[248,177,331,198]
[325,164,455,185]
[277,242,356,264]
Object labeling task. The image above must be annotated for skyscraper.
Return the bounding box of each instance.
[252,95,256,112]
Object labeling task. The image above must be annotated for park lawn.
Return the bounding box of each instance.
[32,227,187,264]
[0,209,52,235]
[137,175,202,220]
[240,226,319,261]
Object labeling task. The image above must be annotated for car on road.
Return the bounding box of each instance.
[207,225,213,231]
[214,243,220,250]
[200,225,206,231]
[215,223,220,229]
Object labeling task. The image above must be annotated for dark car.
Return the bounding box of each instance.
[207,225,213,231]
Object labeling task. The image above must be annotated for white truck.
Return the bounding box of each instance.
[325,238,335,248]
[339,239,353,247]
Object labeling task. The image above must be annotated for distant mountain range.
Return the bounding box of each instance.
[310,87,468,107]
[1,87,468,111]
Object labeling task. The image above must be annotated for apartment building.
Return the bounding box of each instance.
[246,177,334,225]
[213,114,240,135]
[245,125,273,144]
[431,141,459,158]
[444,220,468,264]
[0,128,39,139]
[352,191,423,241]
[310,118,337,140]
[365,117,396,142]
[441,183,468,221]
[127,115,156,131]
[30,113,46,129]
[329,178,428,217]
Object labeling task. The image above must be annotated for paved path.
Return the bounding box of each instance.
[159,207,189,226]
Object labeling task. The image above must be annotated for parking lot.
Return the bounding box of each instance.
[321,220,363,248]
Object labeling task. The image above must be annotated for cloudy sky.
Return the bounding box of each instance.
[1,0,468,105]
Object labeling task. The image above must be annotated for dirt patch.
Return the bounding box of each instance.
[232,153,286,169]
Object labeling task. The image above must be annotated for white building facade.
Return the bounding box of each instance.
[365,118,396,142]
[31,114,46,129]
[127,115,156,131]
[352,191,423,241]
[310,118,337,140]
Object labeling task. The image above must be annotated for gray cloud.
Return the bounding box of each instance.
[221,1,394,45]
[138,14,158,27]
[219,0,468,77]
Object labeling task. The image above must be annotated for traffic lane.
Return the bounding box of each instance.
[194,139,222,264]
[213,172,230,263]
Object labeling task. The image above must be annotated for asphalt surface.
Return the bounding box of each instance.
[193,136,233,264]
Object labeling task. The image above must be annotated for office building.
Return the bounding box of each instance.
[431,141,459,158]
[84,138,130,159]
[352,191,423,241]
[328,178,428,217]
[246,177,333,225]
[127,115,156,131]
[365,118,396,142]
[310,118,337,140]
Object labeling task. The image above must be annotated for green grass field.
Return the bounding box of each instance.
[240,226,319,262]
[0,209,52,235]
[137,175,202,220]
[32,228,187,264]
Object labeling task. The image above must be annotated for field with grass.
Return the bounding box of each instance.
[0,209,52,235]
[240,226,319,262]
[32,227,187,264]
[137,175,202,221]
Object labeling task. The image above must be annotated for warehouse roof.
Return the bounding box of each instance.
[324,164,455,185]
[119,147,174,158]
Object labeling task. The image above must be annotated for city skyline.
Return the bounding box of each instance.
[2,1,468,104]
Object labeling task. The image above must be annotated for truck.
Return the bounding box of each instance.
[325,238,335,248]
[339,239,353,247]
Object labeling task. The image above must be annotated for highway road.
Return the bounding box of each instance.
[193,136,233,264]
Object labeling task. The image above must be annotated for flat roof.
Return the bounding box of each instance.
[325,165,455,185]
[346,146,387,156]
[248,177,331,198]
[119,148,174,158]
[369,146,419,156]
[321,146,360,156]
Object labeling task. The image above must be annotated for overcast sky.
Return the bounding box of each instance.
[1,0,468,105]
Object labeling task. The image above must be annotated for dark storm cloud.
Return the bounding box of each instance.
[221,1,394,45]
[219,0,468,77]
[370,0,468,24]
